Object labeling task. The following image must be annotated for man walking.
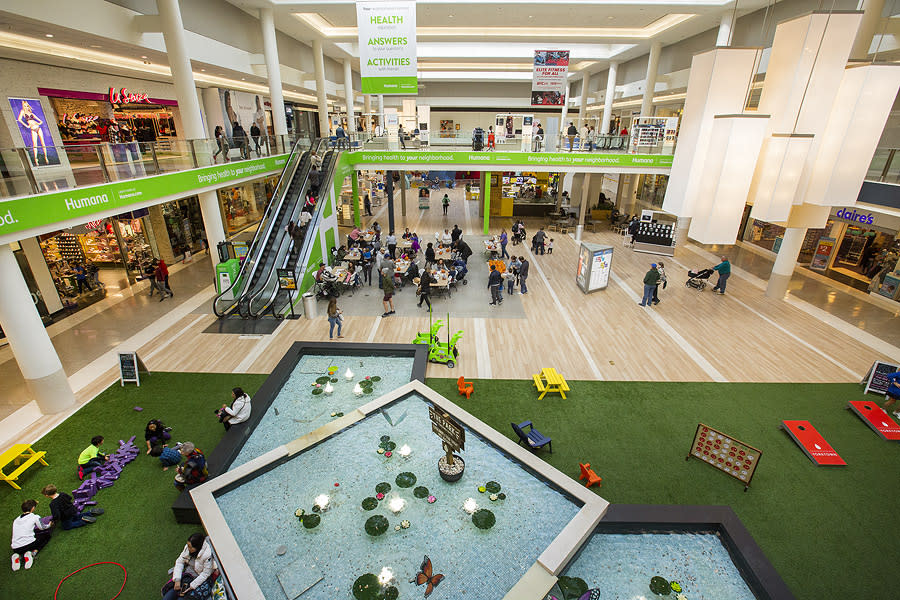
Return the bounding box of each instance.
[712,256,731,295]
[566,122,577,152]
[534,227,547,255]
[639,263,660,307]
[442,194,450,215]
[488,264,503,305]
[519,257,529,294]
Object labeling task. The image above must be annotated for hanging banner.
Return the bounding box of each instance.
[531,50,570,106]
[356,1,417,95]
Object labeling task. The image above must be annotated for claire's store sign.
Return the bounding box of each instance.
[0,155,288,242]
[108,87,150,104]
[835,208,874,225]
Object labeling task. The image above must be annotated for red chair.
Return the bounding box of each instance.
[579,463,602,488]
[457,376,474,399]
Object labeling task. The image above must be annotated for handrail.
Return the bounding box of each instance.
[211,137,310,317]
[248,148,338,318]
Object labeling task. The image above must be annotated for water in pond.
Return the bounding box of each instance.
[232,353,415,467]
[216,394,581,600]
[553,531,757,600]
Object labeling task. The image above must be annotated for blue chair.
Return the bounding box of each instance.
[511,421,552,453]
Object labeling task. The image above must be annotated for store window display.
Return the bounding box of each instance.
[217,176,278,235]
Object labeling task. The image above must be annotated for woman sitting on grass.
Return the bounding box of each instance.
[161,533,214,600]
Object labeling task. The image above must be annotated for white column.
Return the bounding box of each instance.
[158,0,226,269]
[343,59,356,135]
[640,42,662,117]
[560,81,571,129]
[575,173,592,242]
[601,62,618,136]
[20,237,63,313]
[156,0,204,140]
[260,7,288,136]
[312,39,330,138]
[578,73,590,128]
[0,244,74,414]
[716,10,735,47]
[851,0,886,60]
[765,227,806,298]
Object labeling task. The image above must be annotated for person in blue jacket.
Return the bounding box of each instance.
[712,256,731,295]
[883,370,900,417]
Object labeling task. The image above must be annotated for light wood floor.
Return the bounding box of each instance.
[135,188,895,384]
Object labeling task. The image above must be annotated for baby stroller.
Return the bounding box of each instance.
[686,268,714,291]
[472,128,485,151]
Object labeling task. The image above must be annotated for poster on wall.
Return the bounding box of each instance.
[8,97,60,167]
[809,237,836,271]
[439,120,454,138]
[531,50,569,106]
[219,90,270,139]
[356,1,418,95]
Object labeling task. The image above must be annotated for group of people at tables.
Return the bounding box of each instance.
[316,224,474,294]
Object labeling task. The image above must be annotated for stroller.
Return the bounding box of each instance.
[472,128,485,151]
[686,268,714,291]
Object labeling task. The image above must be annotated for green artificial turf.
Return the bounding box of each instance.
[426,378,900,600]
[4,374,897,600]
[0,373,266,600]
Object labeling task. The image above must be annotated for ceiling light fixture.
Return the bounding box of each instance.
[45,33,53,38]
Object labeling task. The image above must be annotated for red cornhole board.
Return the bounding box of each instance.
[781,421,846,466]
[847,401,900,441]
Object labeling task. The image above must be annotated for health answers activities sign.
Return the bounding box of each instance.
[0,155,287,241]
[532,50,569,106]
[357,1,417,94]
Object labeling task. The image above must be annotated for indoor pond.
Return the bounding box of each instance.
[216,393,582,600]
[232,353,416,467]
[548,531,757,600]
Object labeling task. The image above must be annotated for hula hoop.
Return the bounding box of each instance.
[54,561,127,600]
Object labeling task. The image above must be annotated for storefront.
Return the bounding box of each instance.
[741,205,900,298]
[217,175,278,235]
[39,87,180,145]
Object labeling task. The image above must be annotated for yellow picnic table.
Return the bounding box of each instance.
[532,367,570,400]
[0,444,49,490]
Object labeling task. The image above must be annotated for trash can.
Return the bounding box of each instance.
[302,292,317,320]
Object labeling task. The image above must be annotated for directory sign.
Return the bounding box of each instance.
[589,247,612,291]
[531,50,569,106]
[356,1,417,94]
[688,423,761,490]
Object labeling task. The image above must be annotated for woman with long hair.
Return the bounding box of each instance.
[161,533,214,600]
[16,101,48,164]
[327,297,343,339]
[213,125,229,163]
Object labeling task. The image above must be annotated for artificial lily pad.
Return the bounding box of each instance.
[365,515,390,536]
[301,513,321,529]
[311,388,323,395]
[330,377,338,383]
[361,497,378,511]
[364,388,374,394]
[649,576,671,596]
[382,586,398,600]
[557,576,588,600]
[472,508,496,530]
[375,482,392,495]
[371,376,382,382]
[413,486,430,499]
[379,441,396,452]
[485,481,501,494]
[380,435,391,443]
[352,573,380,600]
[315,376,331,384]
[311,504,321,513]
[498,493,506,500]
[396,472,417,488]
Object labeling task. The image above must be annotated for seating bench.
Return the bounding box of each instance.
[1,444,49,490]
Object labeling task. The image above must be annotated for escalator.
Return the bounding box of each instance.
[247,149,339,318]
[213,138,323,317]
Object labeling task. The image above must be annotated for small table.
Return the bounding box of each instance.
[0,444,49,490]
[532,368,570,400]
[430,271,452,297]
[434,247,452,261]
[361,232,376,243]
[344,249,362,262]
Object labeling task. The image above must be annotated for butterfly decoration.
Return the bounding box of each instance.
[410,555,444,597]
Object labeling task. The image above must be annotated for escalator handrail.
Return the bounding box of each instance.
[247,148,339,318]
[212,137,311,317]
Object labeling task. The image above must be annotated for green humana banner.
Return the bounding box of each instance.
[356,1,418,94]
[343,150,674,168]
[0,154,288,240]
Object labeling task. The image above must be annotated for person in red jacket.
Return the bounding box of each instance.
[154,259,174,301]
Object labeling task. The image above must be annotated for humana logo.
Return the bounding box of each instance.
[64,193,110,211]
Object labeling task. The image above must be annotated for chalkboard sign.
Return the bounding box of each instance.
[119,352,148,386]
[862,361,899,395]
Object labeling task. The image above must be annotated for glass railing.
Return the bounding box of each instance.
[0,134,303,199]
[317,131,673,154]
[866,148,900,184]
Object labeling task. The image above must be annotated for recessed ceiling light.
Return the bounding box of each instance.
[141,55,147,58]
[241,77,246,80]
[45,33,53,38]
[201,68,206,71]
[90,44,102,48]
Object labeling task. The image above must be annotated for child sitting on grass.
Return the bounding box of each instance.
[149,443,183,471]
[10,499,52,571]
[41,484,104,530]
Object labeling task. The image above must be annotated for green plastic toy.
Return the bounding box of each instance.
[412,312,444,345]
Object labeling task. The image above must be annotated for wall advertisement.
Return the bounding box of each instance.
[0,155,288,242]
[220,89,270,138]
[9,97,61,167]
[356,1,418,95]
[531,50,570,106]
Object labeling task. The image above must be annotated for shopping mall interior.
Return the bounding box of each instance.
[0,1,899,599]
